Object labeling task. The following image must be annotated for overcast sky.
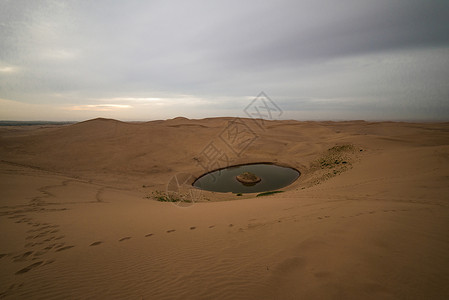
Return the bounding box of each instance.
[0,0,448,121]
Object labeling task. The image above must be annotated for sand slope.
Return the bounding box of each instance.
[0,118,448,299]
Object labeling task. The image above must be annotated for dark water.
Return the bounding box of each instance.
[193,163,300,193]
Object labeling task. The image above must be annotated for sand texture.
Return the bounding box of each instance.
[0,117,448,299]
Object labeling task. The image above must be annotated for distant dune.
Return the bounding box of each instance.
[0,117,448,299]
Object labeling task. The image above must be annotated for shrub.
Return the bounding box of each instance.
[256,191,284,197]
[148,190,190,202]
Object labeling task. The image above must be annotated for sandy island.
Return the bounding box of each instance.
[0,117,448,299]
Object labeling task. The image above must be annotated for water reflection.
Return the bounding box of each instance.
[193,163,300,193]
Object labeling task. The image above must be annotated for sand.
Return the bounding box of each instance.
[0,117,448,299]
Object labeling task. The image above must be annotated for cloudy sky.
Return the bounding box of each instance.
[0,0,448,121]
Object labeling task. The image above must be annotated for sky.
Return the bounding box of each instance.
[0,0,448,121]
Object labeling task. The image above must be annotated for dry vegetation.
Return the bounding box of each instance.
[303,144,360,187]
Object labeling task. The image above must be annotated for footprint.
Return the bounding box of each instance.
[119,237,131,242]
[13,251,33,262]
[145,233,154,237]
[15,218,31,224]
[1,282,25,298]
[190,227,196,230]
[43,260,55,266]
[34,231,50,239]
[166,230,176,233]
[44,244,55,250]
[229,224,233,227]
[55,246,74,252]
[90,241,103,246]
[8,214,26,219]
[33,250,46,257]
[16,261,43,275]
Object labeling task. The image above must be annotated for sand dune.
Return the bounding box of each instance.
[0,117,448,299]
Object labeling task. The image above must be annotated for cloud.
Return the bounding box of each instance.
[96,97,162,102]
[90,95,214,107]
[0,66,16,73]
[39,49,78,61]
[66,104,132,111]
[0,62,18,73]
[0,98,62,120]
[0,0,448,121]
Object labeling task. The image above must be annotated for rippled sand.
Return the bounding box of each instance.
[0,117,448,299]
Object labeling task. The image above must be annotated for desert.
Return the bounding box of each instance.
[1,2,449,298]
[0,117,448,299]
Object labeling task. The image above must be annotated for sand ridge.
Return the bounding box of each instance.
[0,117,448,299]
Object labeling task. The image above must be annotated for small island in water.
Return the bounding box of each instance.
[236,172,261,184]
